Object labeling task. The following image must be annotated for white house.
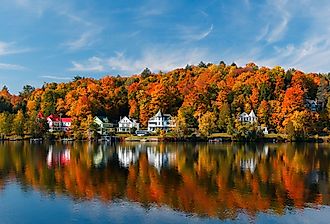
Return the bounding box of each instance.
[306,99,317,112]
[259,126,269,135]
[148,110,175,132]
[118,116,139,133]
[94,116,116,135]
[238,110,257,124]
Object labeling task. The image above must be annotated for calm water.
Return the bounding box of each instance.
[0,142,330,223]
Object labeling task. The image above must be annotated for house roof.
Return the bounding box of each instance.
[95,116,109,123]
[61,118,72,123]
[151,109,171,119]
[47,115,72,123]
[240,112,248,117]
[119,116,138,124]
[249,110,256,117]
[37,111,44,119]
[155,109,162,117]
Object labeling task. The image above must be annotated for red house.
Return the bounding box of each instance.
[47,114,72,132]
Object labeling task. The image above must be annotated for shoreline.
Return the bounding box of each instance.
[1,133,329,143]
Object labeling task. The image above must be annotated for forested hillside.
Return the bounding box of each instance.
[0,62,329,139]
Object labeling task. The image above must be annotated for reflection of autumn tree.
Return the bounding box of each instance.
[0,143,329,219]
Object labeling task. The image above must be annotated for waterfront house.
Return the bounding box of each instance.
[94,116,116,135]
[148,109,175,132]
[306,99,317,111]
[238,110,257,124]
[47,114,72,132]
[259,126,269,135]
[118,116,139,133]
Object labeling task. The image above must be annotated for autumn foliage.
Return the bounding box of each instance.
[0,62,329,137]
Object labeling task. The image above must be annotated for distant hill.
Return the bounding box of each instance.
[1,62,329,138]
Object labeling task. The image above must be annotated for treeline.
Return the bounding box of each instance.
[1,62,330,139]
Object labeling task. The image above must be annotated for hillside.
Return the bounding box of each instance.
[0,62,329,139]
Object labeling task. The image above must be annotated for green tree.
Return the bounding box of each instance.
[285,121,295,141]
[0,113,12,138]
[198,111,217,137]
[327,96,330,119]
[141,68,152,79]
[27,111,49,138]
[217,102,231,132]
[198,61,207,68]
[173,111,189,138]
[13,110,25,137]
[233,122,262,141]
[317,78,329,110]
[19,85,35,98]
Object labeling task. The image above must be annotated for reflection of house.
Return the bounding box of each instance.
[47,115,72,132]
[238,110,257,123]
[148,110,175,132]
[240,158,257,173]
[94,116,116,135]
[118,116,139,133]
[116,144,177,170]
[117,146,140,167]
[93,145,109,167]
[263,145,269,156]
[147,146,176,172]
[147,147,168,171]
[47,146,70,167]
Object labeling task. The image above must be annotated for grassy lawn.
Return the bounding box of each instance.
[209,133,232,138]
[264,133,287,139]
[115,133,132,138]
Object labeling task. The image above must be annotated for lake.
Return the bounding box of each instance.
[0,142,329,224]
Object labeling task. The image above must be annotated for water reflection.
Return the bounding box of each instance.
[0,142,330,220]
[47,145,70,167]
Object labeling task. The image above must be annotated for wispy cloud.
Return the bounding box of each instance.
[60,11,94,27]
[10,0,52,16]
[0,62,25,70]
[64,31,99,51]
[69,56,104,72]
[0,41,30,56]
[69,47,211,74]
[108,47,211,73]
[178,24,214,42]
[40,75,72,80]
[266,16,289,43]
[138,1,169,17]
[60,10,103,51]
[254,0,290,43]
[247,0,330,73]
[256,25,270,42]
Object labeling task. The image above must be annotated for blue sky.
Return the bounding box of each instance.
[0,0,329,93]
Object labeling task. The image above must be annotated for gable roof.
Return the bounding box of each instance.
[150,109,172,120]
[240,112,248,117]
[47,115,71,123]
[249,110,256,117]
[155,109,162,117]
[37,111,44,119]
[61,118,72,123]
[119,116,138,124]
[95,116,110,123]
